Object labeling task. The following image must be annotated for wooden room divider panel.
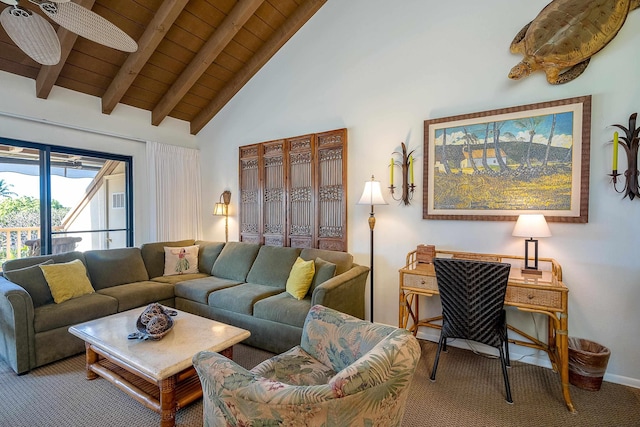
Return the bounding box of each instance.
[263,140,286,247]
[288,134,315,249]
[239,128,347,251]
[239,145,260,244]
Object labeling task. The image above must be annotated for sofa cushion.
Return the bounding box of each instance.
[163,245,200,275]
[211,242,260,281]
[247,246,301,287]
[40,259,95,304]
[194,240,226,274]
[174,276,242,304]
[208,283,282,315]
[151,272,209,285]
[140,239,196,279]
[253,292,311,328]
[97,281,175,312]
[2,251,85,273]
[33,293,118,333]
[310,257,337,294]
[84,248,149,290]
[3,259,54,307]
[285,257,315,300]
[300,248,353,275]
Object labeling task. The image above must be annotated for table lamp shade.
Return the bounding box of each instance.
[512,214,551,238]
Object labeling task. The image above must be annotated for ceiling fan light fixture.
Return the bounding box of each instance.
[38,1,138,53]
[1,6,61,65]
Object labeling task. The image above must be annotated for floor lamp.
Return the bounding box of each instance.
[357,175,388,322]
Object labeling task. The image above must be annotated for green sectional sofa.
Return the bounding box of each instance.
[0,240,369,374]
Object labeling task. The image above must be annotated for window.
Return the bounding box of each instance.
[0,138,133,269]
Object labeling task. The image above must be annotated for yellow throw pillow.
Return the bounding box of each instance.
[286,257,315,300]
[40,259,95,304]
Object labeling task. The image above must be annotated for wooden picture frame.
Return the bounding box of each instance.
[423,95,591,223]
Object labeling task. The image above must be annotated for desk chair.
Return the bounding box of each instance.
[430,257,513,403]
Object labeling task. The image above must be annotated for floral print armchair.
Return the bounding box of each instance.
[193,304,422,427]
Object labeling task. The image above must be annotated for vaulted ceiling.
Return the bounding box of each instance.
[0,0,326,134]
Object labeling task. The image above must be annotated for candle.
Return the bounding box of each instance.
[409,155,414,184]
[390,158,394,185]
[613,131,619,171]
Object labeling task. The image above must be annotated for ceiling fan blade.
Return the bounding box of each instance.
[1,6,61,65]
[38,1,137,52]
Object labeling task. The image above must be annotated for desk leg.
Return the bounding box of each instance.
[558,315,576,413]
[399,291,407,329]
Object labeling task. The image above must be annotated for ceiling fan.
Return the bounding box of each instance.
[0,0,137,66]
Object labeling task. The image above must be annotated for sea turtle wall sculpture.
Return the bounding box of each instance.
[508,0,640,84]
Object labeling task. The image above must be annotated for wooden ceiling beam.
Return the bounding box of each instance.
[151,0,264,126]
[101,0,189,115]
[190,0,327,135]
[35,0,96,99]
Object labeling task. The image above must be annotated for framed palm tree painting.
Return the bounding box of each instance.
[423,95,591,223]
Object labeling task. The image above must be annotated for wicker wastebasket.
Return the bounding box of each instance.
[568,337,610,391]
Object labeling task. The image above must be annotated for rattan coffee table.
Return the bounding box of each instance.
[69,307,250,427]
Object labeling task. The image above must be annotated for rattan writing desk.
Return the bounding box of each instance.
[398,249,574,413]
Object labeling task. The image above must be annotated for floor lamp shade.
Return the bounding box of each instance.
[358,178,388,206]
[357,176,387,322]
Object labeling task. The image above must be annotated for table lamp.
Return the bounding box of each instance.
[512,214,551,275]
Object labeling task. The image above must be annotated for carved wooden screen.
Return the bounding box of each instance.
[239,128,347,250]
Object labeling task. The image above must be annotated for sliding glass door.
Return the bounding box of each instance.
[0,138,133,269]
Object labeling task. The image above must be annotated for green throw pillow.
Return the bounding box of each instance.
[310,257,337,293]
[40,259,95,304]
[4,259,55,307]
[286,257,315,300]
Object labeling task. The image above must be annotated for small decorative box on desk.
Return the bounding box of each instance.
[416,244,435,264]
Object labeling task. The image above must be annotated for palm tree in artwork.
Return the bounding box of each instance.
[542,114,557,168]
[514,116,544,168]
[492,121,508,172]
[0,179,16,198]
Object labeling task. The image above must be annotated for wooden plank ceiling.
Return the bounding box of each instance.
[0,0,326,134]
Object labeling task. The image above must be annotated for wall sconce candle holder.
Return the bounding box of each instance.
[388,142,416,205]
[609,113,640,200]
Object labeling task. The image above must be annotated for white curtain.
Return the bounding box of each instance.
[146,141,203,241]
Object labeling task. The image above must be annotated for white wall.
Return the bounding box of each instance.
[0,71,199,244]
[198,0,640,387]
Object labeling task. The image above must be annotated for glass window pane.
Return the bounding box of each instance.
[0,144,42,266]
[50,153,128,251]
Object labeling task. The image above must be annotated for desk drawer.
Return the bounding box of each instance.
[506,287,562,310]
[403,273,437,291]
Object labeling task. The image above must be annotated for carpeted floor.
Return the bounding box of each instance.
[1,340,639,426]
